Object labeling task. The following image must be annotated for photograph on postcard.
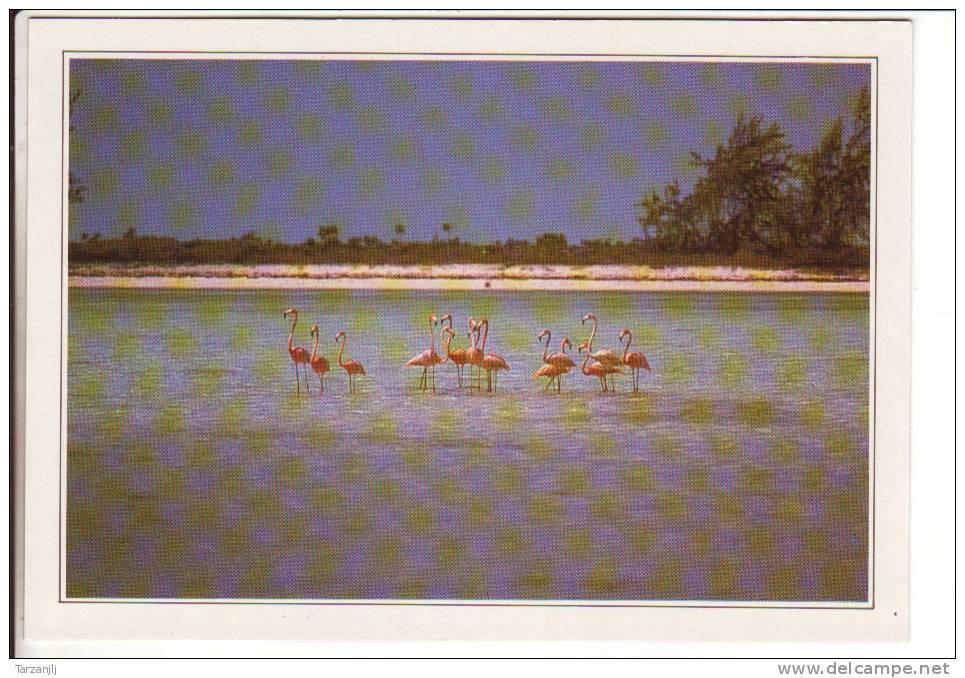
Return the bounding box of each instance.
[64,55,873,604]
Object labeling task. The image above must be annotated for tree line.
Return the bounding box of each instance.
[636,87,870,258]
[68,227,867,269]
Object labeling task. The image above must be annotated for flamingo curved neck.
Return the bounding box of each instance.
[480,320,489,351]
[581,351,592,375]
[541,332,551,361]
[588,318,597,350]
[622,332,632,360]
[288,312,297,352]
[337,337,347,367]
[441,329,452,362]
[311,333,318,360]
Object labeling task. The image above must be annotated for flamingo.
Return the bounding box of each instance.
[582,313,621,392]
[334,331,365,394]
[619,328,651,393]
[309,324,331,394]
[283,307,312,395]
[537,328,577,392]
[441,326,467,388]
[405,314,441,393]
[578,340,623,393]
[465,317,484,393]
[477,318,509,393]
[533,362,569,392]
[440,314,469,387]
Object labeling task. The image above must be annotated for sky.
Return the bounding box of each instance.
[68,58,870,244]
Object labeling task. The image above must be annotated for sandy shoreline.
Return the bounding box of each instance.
[68,262,869,282]
[69,275,869,293]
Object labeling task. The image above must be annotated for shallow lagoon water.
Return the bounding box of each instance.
[66,288,869,601]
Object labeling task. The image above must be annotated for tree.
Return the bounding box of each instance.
[68,85,86,204]
[636,180,700,252]
[840,86,871,248]
[796,118,845,250]
[317,223,340,248]
[689,115,793,255]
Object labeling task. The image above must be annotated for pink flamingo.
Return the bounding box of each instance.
[537,328,577,392]
[619,328,651,393]
[334,331,365,394]
[309,324,331,394]
[465,317,485,393]
[405,314,441,393]
[578,340,623,393]
[283,307,311,395]
[477,318,509,393]
[582,313,621,392]
[441,326,465,388]
[533,362,569,392]
[440,314,469,387]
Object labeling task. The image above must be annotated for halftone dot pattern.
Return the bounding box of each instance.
[67,289,869,600]
[68,59,869,244]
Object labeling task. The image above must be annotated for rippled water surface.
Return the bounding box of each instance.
[66,288,870,601]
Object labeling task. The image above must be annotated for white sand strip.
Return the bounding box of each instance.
[69,275,869,293]
[67,262,870,283]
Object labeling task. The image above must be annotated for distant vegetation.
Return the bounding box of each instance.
[637,87,870,259]
[69,88,870,271]
[67,229,868,270]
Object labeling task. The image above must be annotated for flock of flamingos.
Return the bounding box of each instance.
[283,307,651,396]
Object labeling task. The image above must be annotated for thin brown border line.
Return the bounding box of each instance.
[66,49,879,60]
[26,13,920,22]
[59,49,877,610]
[871,48,879,613]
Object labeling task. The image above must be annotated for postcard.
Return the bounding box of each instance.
[13,13,912,646]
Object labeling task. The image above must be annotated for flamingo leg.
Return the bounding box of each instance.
[304,365,311,395]
[557,374,561,394]
[432,365,436,394]
[294,362,301,395]
[419,367,427,392]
